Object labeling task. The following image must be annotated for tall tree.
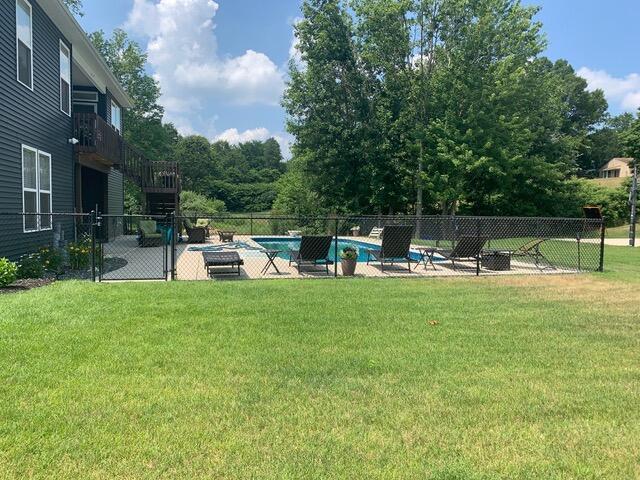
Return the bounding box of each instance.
[284,0,370,213]
[89,29,174,160]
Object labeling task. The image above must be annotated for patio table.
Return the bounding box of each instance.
[414,247,437,270]
[261,249,282,275]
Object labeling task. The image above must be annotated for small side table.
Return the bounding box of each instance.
[482,251,511,271]
[218,231,235,242]
[415,247,437,270]
[261,249,282,275]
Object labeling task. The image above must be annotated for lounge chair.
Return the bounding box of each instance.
[365,225,415,271]
[369,227,384,239]
[288,235,334,274]
[184,218,207,243]
[436,236,488,275]
[202,251,244,276]
[509,238,555,270]
[138,219,163,247]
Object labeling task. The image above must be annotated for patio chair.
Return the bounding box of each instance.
[436,236,488,275]
[138,219,163,247]
[184,218,207,244]
[509,238,555,270]
[365,225,415,272]
[196,218,211,238]
[368,227,384,239]
[288,235,334,274]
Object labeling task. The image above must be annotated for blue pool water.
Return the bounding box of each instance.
[252,237,423,263]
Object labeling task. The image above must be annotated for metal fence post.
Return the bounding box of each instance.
[599,216,606,272]
[90,210,96,282]
[171,211,176,280]
[334,217,339,278]
[250,213,254,236]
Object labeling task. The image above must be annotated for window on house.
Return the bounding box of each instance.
[22,145,52,232]
[110,101,121,132]
[60,42,71,115]
[16,0,33,89]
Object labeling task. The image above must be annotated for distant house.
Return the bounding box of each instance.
[0,0,179,259]
[599,158,634,180]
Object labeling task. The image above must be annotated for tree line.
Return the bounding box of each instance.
[277,0,639,220]
[81,0,638,221]
[88,30,286,214]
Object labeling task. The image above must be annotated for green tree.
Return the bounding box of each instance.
[89,29,176,160]
[621,110,640,160]
[173,136,217,192]
[580,113,635,176]
[180,191,226,216]
[284,0,371,213]
[62,0,83,16]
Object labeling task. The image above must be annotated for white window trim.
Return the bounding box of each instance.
[59,41,71,116]
[111,100,121,132]
[16,0,34,91]
[21,144,52,233]
[38,151,52,231]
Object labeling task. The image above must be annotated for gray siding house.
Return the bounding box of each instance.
[0,0,180,259]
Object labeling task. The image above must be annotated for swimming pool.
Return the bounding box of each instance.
[251,237,424,263]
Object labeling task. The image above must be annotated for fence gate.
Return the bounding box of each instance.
[97,214,170,281]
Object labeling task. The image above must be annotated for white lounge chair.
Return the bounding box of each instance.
[368,227,384,239]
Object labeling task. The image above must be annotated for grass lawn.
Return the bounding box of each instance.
[606,223,639,239]
[1,247,639,478]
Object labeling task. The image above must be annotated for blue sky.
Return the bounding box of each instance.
[78,0,640,157]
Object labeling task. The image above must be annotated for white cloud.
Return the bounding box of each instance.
[577,67,640,112]
[125,0,286,118]
[215,128,293,160]
[215,127,271,144]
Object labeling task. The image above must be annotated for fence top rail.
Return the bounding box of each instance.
[173,213,604,223]
[0,211,605,226]
[0,212,93,217]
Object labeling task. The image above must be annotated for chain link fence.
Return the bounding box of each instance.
[0,212,605,283]
[0,213,97,281]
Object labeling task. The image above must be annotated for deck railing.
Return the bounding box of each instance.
[143,161,181,192]
[73,112,122,166]
[73,113,180,193]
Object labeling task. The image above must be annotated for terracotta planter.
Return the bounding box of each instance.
[341,258,357,276]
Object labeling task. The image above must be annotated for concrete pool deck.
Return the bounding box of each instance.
[100,234,581,281]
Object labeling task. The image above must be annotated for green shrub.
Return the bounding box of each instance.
[17,253,45,279]
[39,246,64,274]
[0,257,18,287]
[181,191,226,217]
[67,240,92,270]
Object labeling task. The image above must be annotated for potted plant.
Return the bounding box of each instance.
[340,246,358,276]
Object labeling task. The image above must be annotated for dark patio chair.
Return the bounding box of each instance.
[436,235,488,275]
[365,225,415,271]
[288,235,334,274]
[184,218,207,244]
[509,238,555,270]
[138,219,163,247]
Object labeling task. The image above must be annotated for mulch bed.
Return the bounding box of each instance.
[0,278,55,295]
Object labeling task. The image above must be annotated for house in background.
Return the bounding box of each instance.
[0,0,179,259]
[598,158,634,180]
